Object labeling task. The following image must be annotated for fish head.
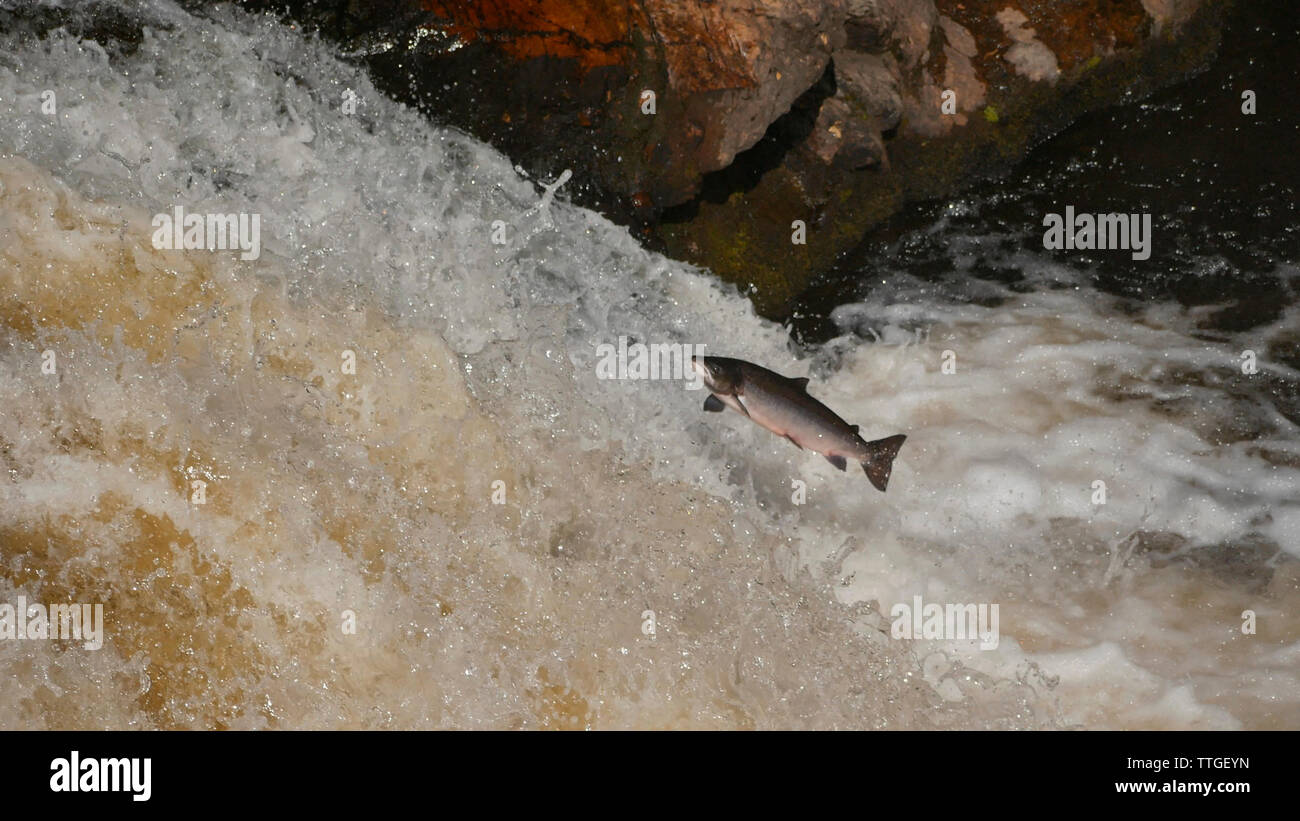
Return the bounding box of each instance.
[691,356,743,395]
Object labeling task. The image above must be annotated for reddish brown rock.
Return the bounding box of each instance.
[421,1,639,71]
[655,0,1226,312]
[316,0,849,212]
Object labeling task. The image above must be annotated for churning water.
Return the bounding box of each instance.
[0,0,1296,729]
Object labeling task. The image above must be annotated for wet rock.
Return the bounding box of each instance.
[648,1,843,178]
[835,51,903,132]
[1142,0,1205,36]
[845,0,939,69]
[997,8,1062,83]
[805,97,883,169]
[937,16,986,126]
[657,0,1227,313]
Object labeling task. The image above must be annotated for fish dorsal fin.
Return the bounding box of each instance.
[850,424,859,433]
[788,376,810,391]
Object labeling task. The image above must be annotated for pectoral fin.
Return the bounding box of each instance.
[703,394,726,413]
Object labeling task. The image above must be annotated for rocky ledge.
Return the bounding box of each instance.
[227,0,1227,314]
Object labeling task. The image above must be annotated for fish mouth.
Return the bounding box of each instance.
[690,356,716,393]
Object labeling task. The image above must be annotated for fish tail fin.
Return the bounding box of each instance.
[861,434,906,492]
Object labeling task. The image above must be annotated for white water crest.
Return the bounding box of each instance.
[0,0,1296,729]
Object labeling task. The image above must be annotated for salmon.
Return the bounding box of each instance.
[691,356,906,491]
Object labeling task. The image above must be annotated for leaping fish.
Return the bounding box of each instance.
[691,356,906,492]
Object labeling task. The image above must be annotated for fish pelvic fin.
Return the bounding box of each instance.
[862,434,907,492]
